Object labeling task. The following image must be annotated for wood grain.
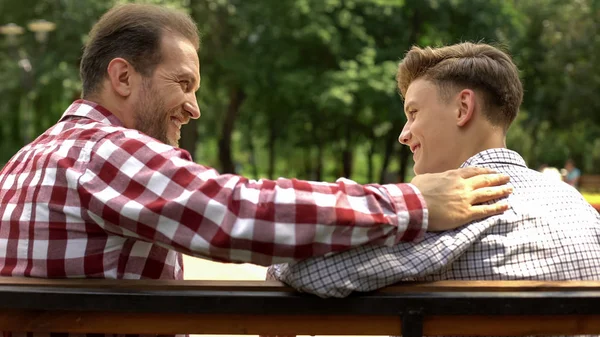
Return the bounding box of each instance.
[2,278,600,335]
[1,311,600,335]
[2,277,600,293]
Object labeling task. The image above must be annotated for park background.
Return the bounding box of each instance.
[1,0,600,336]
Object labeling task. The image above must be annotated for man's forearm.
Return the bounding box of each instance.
[82,135,427,266]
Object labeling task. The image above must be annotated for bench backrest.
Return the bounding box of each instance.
[580,174,600,192]
[1,278,600,336]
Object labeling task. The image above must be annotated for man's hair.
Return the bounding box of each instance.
[397,42,523,130]
[80,3,199,98]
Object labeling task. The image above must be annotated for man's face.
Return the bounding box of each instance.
[399,78,458,175]
[133,33,201,147]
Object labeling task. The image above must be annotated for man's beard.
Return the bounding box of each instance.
[134,80,178,147]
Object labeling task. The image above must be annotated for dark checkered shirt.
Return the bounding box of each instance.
[270,148,600,298]
[0,100,427,281]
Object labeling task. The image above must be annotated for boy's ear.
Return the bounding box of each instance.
[456,89,476,127]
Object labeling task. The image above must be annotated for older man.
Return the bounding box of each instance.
[269,42,600,298]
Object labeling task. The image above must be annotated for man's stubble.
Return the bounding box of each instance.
[134,79,176,147]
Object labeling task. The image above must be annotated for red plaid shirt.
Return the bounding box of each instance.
[0,100,426,281]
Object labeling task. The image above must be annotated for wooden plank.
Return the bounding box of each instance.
[1,311,600,335]
[379,280,600,292]
[0,278,291,291]
[2,277,600,293]
[579,174,600,192]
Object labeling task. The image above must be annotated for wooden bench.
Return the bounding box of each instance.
[1,278,600,336]
[579,174,600,192]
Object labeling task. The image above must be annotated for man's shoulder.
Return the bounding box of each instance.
[37,118,191,164]
[71,122,194,163]
[60,118,158,147]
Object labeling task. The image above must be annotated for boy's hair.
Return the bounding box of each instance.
[397,42,523,130]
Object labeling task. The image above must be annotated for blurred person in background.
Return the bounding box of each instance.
[563,158,581,188]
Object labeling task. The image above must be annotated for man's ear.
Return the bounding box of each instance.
[456,89,476,127]
[106,58,136,98]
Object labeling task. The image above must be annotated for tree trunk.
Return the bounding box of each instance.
[341,125,354,178]
[267,124,276,179]
[378,126,401,184]
[379,138,394,184]
[248,135,259,178]
[218,87,245,173]
[179,119,199,159]
[342,149,353,178]
[528,118,541,167]
[303,148,313,180]
[315,144,323,181]
[367,140,375,183]
[397,145,411,183]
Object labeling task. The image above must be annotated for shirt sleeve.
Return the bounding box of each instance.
[269,218,496,298]
[76,130,428,266]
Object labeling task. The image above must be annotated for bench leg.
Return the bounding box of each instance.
[402,310,424,337]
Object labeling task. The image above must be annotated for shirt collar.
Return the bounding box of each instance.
[460,148,528,169]
[59,99,124,127]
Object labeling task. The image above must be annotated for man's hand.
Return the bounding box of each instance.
[411,166,512,231]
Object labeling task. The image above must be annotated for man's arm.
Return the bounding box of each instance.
[78,130,511,266]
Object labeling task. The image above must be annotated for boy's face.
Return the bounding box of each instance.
[399,78,459,175]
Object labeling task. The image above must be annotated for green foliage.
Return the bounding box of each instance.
[1,0,600,180]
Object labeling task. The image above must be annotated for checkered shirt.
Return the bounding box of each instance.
[270,148,600,298]
[0,99,427,281]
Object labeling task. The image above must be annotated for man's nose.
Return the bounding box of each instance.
[183,99,201,119]
[398,125,411,145]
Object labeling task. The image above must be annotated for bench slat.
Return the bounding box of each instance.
[1,284,600,316]
[2,278,600,292]
[1,311,600,335]
[2,278,600,335]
